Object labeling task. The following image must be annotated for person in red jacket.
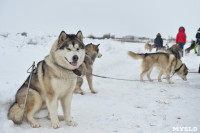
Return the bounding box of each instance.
[176,26,186,57]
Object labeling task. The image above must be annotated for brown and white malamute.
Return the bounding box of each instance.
[8,31,85,128]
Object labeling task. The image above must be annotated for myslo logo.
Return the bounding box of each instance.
[172,127,198,132]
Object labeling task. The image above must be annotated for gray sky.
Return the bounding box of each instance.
[0,0,199,40]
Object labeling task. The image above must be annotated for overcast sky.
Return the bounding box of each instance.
[0,0,199,40]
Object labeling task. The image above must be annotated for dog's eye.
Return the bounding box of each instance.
[77,48,79,51]
[67,48,71,51]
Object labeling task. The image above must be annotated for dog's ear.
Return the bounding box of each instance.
[76,31,83,42]
[58,31,68,44]
[94,44,100,50]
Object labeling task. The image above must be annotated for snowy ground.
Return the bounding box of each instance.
[0,33,200,133]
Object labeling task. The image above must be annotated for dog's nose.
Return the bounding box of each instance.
[98,53,102,58]
[72,55,79,62]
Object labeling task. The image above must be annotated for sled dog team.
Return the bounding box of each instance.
[8,31,188,128]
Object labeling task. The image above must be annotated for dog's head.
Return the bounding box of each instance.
[85,43,102,61]
[176,63,188,81]
[51,31,85,70]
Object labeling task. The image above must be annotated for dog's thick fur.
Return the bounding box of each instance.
[74,43,102,95]
[157,44,182,59]
[128,51,188,84]
[8,31,85,128]
[145,41,154,52]
[185,41,196,55]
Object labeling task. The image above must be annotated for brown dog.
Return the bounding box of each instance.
[74,43,102,95]
[128,51,188,84]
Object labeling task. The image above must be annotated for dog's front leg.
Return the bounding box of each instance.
[61,92,78,126]
[74,77,85,95]
[86,74,97,93]
[46,96,59,128]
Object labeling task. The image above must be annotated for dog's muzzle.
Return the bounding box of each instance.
[97,53,102,58]
[65,56,78,66]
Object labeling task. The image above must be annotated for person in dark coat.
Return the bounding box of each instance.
[154,33,163,51]
[195,27,200,56]
[196,27,200,43]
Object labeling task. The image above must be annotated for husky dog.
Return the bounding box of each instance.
[128,51,188,84]
[164,43,169,49]
[185,41,196,55]
[157,44,182,59]
[144,41,154,52]
[8,31,85,128]
[156,43,169,51]
[74,43,102,95]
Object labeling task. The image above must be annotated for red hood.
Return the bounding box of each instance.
[179,27,185,32]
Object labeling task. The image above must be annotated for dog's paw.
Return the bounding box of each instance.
[91,90,98,94]
[66,119,78,127]
[74,88,85,95]
[30,122,40,128]
[51,120,60,129]
[80,92,85,95]
[80,91,85,95]
[52,122,60,129]
[58,115,65,121]
[168,81,174,84]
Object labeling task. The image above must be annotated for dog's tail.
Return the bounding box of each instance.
[8,102,24,124]
[128,51,145,59]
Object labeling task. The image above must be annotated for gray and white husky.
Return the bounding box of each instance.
[8,31,85,128]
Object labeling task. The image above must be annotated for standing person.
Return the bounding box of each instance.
[195,27,200,56]
[154,33,163,51]
[176,26,186,57]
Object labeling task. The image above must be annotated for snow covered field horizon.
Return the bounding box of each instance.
[0,32,200,133]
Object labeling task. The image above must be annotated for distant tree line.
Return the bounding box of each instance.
[87,33,115,39]
[87,33,176,43]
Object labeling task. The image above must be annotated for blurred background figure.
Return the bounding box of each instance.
[195,27,200,56]
[176,26,186,57]
[154,33,163,51]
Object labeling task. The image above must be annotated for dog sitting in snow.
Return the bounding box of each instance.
[8,31,85,128]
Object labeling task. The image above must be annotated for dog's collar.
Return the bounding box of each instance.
[174,64,183,73]
[73,69,81,76]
